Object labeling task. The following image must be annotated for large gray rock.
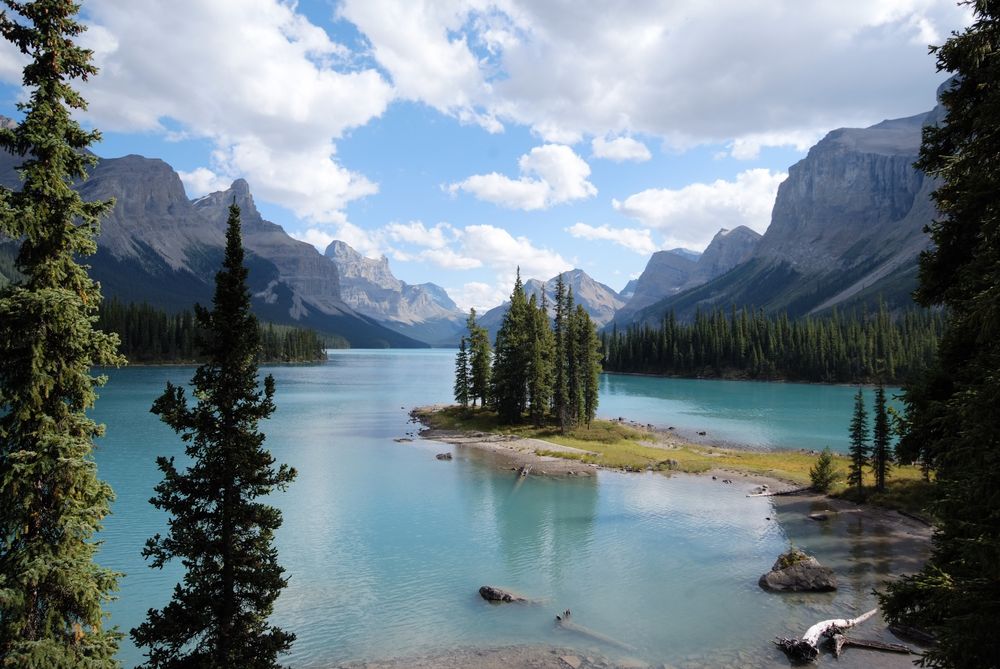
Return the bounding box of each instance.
[759,550,837,592]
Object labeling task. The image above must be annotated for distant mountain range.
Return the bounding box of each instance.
[0,146,425,348]
[1,81,941,346]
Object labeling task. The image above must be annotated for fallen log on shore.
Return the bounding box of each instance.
[831,633,912,658]
[747,485,812,498]
[774,608,877,663]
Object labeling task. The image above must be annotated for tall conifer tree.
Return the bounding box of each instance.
[131,204,297,668]
[879,7,1000,665]
[552,274,570,430]
[492,270,531,423]
[527,293,555,427]
[871,383,891,492]
[576,306,602,427]
[453,337,470,408]
[0,2,124,664]
[847,387,870,491]
[465,309,491,408]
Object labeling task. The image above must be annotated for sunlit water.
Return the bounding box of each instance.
[600,373,901,453]
[93,350,912,667]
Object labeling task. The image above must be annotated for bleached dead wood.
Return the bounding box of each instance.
[555,612,635,651]
[831,633,912,658]
[746,485,812,498]
[774,608,877,663]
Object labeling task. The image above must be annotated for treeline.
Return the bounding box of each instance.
[455,272,601,428]
[97,298,326,363]
[602,305,944,384]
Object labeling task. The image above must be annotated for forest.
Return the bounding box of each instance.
[602,304,944,384]
[97,298,327,364]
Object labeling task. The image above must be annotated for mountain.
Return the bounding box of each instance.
[479,269,624,340]
[619,279,639,301]
[611,227,761,327]
[323,240,465,346]
[0,145,425,348]
[626,99,941,326]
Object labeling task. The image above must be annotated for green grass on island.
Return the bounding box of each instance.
[415,405,934,519]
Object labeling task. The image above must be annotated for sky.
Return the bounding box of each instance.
[0,1,970,311]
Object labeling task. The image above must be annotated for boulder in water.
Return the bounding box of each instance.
[759,549,837,592]
[478,585,525,603]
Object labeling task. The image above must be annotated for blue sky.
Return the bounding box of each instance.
[0,1,967,310]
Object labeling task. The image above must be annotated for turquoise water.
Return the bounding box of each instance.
[600,373,900,453]
[93,350,903,667]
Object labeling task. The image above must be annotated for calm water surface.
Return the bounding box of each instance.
[93,350,906,667]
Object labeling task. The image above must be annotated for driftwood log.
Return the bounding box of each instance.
[747,485,812,498]
[830,633,912,658]
[555,610,635,651]
[774,608,877,663]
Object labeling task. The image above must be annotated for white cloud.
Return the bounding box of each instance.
[566,223,658,255]
[384,221,455,249]
[460,224,572,280]
[449,144,596,210]
[447,282,508,313]
[613,168,787,248]
[728,130,824,160]
[71,0,393,225]
[416,247,482,270]
[178,167,232,197]
[591,136,652,162]
[340,0,968,151]
[290,221,388,258]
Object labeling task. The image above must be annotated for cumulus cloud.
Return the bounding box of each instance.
[62,0,394,225]
[384,221,455,249]
[460,224,572,279]
[179,167,233,198]
[591,136,652,162]
[566,223,658,255]
[446,282,509,313]
[613,168,787,248]
[339,0,967,149]
[448,144,596,210]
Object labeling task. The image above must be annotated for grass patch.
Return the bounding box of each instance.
[414,405,932,512]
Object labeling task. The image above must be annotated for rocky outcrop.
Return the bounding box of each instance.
[624,85,950,326]
[323,239,464,346]
[759,549,837,592]
[478,585,526,603]
[689,226,761,285]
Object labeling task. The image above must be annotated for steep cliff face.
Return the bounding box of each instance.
[479,269,624,339]
[193,180,346,317]
[626,104,940,326]
[612,228,760,327]
[690,226,761,285]
[323,239,464,345]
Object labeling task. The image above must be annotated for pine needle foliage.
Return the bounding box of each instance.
[878,4,1000,667]
[0,1,125,665]
[130,205,297,669]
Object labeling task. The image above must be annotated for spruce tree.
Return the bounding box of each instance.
[491,270,531,423]
[809,447,841,493]
[847,387,870,491]
[453,336,470,408]
[526,293,554,427]
[131,204,297,668]
[552,274,570,430]
[576,306,602,427]
[0,1,124,664]
[871,383,891,493]
[465,309,491,408]
[879,7,1000,665]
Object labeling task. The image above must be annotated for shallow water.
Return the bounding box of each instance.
[600,373,901,453]
[92,350,913,667]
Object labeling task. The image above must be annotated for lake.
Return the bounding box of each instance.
[93,350,911,668]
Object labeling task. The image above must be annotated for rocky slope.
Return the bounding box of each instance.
[324,240,465,346]
[479,269,624,340]
[612,228,761,327]
[622,93,944,326]
[0,145,424,348]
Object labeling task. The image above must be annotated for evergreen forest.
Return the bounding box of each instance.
[602,305,944,384]
[97,298,327,364]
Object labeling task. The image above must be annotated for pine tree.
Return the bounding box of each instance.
[0,2,125,664]
[131,204,297,668]
[871,383,891,493]
[453,337,470,408]
[465,309,491,408]
[552,274,570,430]
[576,305,602,427]
[527,293,555,427]
[492,270,531,423]
[847,387,870,491]
[809,447,841,493]
[879,10,1000,663]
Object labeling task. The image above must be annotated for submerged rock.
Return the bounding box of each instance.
[759,549,837,592]
[478,585,525,603]
[436,452,453,460]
